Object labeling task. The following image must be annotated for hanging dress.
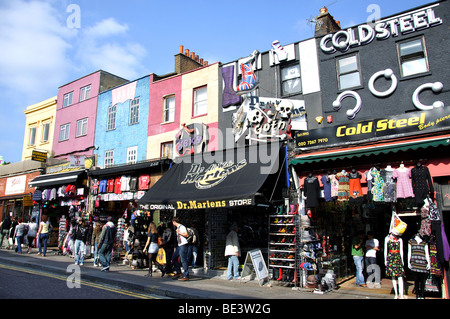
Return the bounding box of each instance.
[411,165,434,204]
[321,175,332,202]
[348,172,363,198]
[381,169,396,202]
[329,174,339,198]
[304,176,320,208]
[393,168,414,198]
[385,240,405,277]
[336,172,349,201]
[370,168,384,202]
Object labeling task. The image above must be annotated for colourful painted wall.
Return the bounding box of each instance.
[146,63,220,159]
[22,96,57,161]
[52,71,102,160]
[95,75,150,167]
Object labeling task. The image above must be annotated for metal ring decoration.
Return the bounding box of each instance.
[412,82,444,111]
[332,90,362,120]
[368,69,398,97]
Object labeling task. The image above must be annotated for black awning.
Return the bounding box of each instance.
[28,170,86,188]
[89,159,171,177]
[138,144,284,210]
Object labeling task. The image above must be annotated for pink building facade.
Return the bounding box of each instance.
[52,70,128,160]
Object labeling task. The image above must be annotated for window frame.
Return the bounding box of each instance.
[76,118,88,137]
[63,91,73,108]
[336,53,362,91]
[107,104,117,131]
[80,84,91,102]
[280,63,302,96]
[127,146,138,164]
[59,123,70,141]
[41,122,50,143]
[193,86,207,117]
[28,126,37,146]
[163,95,175,123]
[397,36,429,78]
[161,141,173,159]
[104,150,114,168]
[129,97,140,125]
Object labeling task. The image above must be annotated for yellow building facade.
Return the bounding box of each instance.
[22,96,57,161]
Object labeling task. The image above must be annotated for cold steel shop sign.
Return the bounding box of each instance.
[295,107,450,149]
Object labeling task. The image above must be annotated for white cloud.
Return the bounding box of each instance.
[84,17,129,38]
[75,18,148,80]
[0,0,75,102]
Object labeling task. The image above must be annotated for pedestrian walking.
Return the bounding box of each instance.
[172,217,189,281]
[143,222,164,277]
[91,222,103,266]
[161,224,175,275]
[14,218,28,254]
[73,218,89,265]
[98,216,116,272]
[27,217,38,253]
[37,215,52,257]
[0,215,11,249]
[9,217,18,251]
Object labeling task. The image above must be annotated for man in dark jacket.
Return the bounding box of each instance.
[0,216,12,249]
[98,217,117,272]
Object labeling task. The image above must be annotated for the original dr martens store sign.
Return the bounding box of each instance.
[138,144,281,210]
[295,107,450,149]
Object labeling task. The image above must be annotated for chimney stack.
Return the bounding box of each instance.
[314,6,341,37]
[175,45,204,74]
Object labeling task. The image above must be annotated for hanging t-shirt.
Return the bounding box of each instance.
[107,179,115,193]
[304,176,320,208]
[114,177,122,194]
[139,175,150,190]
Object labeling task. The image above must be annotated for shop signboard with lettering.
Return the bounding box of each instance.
[295,107,450,149]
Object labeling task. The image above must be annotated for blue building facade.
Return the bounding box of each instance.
[94,75,150,167]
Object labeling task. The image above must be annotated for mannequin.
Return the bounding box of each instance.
[408,234,430,299]
[384,233,405,299]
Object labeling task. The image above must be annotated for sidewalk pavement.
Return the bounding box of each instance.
[0,248,397,299]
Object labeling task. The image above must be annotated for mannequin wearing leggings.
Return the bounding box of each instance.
[408,234,430,299]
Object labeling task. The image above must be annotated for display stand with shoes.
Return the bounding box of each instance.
[268,204,296,286]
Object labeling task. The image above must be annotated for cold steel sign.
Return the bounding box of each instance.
[320,4,442,54]
[295,107,450,149]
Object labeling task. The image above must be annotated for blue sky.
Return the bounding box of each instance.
[0,0,434,163]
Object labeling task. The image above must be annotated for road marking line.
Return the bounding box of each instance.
[0,263,160,299]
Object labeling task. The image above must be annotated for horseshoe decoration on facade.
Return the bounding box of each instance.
[332,90,362,120]
[412,82,444,110]
[368,69,398,97]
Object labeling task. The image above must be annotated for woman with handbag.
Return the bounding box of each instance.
[143,222,164,277]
